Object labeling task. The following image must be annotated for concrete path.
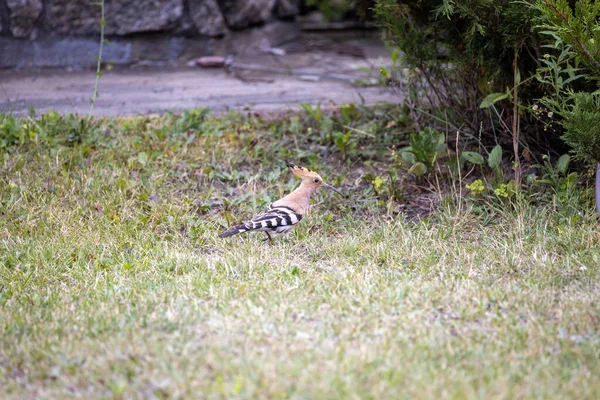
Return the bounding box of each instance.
[0,36,402,117]
[0,66,399,117]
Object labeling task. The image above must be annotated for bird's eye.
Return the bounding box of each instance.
[314,178,319,183]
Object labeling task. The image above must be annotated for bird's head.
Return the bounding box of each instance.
[287,164,342,196]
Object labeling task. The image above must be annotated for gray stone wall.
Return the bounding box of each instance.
[0,0,302,68]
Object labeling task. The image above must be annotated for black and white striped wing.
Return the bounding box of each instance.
[219,205,302,238]
[248,205,303,234]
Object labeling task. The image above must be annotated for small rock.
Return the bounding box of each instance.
[263,47,286,56]
[195,56,226,68]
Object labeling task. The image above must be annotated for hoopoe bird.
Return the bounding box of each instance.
[219,164,342,241]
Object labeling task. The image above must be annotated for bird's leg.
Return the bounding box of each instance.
[264,231,272,242]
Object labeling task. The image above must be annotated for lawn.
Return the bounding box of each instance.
[1,109,600,399]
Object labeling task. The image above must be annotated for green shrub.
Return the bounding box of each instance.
[558,92,600,164]
[534,0,600,165]
[373,0,543,141]
[535,0,600,78]
[400,127,446,176]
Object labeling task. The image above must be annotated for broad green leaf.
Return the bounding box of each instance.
[477,77,491,95]
[488,145,503,169]
[480,92,509,108]
[409,162,427,177]
[435,132,447,153]
[401,149,417,164]
[556,154,570,175]
[461,151,485,165]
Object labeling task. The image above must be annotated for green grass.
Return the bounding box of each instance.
[1,109,599,399]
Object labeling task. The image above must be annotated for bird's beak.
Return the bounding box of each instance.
[322,182,342,196]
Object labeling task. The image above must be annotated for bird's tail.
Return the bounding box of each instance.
[218,224,249,238]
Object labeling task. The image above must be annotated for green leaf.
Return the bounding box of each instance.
[556,154,570,175]
[300,103,313,117]
[488,145,503,170]
[408,162,427,177]
[480,92,510,108]
[391,48,400,63]
[562,74,585,86]
[315,103,322,123]
[461,151,485,165]
[401,149,416,164]
[477,77,491,95]
[379,66,389,79]
[116,178,126,190]
[506,179,517,195]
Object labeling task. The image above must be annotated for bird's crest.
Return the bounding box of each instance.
[287,164,321,179]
